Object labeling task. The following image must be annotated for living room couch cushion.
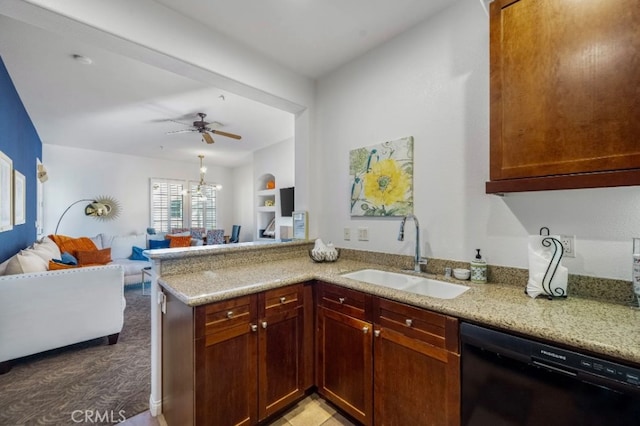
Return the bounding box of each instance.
[5,250,48,275]
[77,248,112,266]
[148,239,170,249]
[166,235,191,248]
[49,235,97,258]
[129,246,148,261]
[101,234,146,259]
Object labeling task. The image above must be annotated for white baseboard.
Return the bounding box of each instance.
[149,394,162,417]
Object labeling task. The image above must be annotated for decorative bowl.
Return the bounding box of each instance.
[309,248,340,263]
[453,268,471,280]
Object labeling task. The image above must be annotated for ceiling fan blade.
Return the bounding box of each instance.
[211,129,242,140]
[166,129,197,135]
[202,132,215,144]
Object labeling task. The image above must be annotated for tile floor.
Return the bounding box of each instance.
[120,393,356,426]
[267,393,356,426]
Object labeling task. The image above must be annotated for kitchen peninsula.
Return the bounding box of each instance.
[147,241,640,425]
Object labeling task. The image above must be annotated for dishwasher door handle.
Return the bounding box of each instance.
[532,359,577,377]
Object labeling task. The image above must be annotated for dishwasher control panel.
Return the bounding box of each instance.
[461,322,640,393]
[532,343,640,389]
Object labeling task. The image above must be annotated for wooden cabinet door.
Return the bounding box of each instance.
[258,285,305,420]
[374,327,460,426]
[317,306,373,425]
[195,297,258,426]
[373,297,460,426]
[487,0,640,193]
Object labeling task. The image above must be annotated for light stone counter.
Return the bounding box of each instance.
[156,255,640,366]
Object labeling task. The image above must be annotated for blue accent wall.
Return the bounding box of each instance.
[0,56,42,262]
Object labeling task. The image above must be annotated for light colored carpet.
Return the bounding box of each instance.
[0,286,150,425]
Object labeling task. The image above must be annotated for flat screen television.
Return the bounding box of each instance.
[280,187,294,217]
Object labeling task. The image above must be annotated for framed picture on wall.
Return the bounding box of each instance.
[292,210,308,240]
[14,170,26,225]
[0,150,13,232]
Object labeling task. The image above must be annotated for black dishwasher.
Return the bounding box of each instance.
[461,322,640,426]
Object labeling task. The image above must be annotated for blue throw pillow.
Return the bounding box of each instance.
[55,251,78,265]
[148,239,171,249]
[129,246,149,261]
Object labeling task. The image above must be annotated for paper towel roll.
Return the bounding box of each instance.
[526,235,567,299]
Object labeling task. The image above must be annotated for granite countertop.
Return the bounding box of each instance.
[158,257,640,366]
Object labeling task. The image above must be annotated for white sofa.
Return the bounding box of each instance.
[92,233,153,285]
[0,264,125,374]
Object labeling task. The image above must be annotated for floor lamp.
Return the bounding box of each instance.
[54,196,121,234]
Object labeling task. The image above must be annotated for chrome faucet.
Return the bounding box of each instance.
[398,214,422,272]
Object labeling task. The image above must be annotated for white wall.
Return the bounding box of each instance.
[253,138,295,239]
[316,0,640,281]
[43,145,235,237]
[233,162,255,242]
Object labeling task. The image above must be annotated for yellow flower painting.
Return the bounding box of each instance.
[350,136,413,216]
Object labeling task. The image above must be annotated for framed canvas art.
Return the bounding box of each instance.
[349,136,414,216]
[0,151,13,232]
[14,170,26,225]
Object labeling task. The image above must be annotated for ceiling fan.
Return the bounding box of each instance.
[166,112,242,144]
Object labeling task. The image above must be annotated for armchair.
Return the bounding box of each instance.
[229,225,241,243]
[206,229,225,245]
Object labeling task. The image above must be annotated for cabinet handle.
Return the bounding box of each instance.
[362,326,369,334]
[374,330,381,337]
[405,319,413,327]
[280,296,286,303]
[338,297,345,304]
[262,321,268,329]
[226,311,233,319]
[251,324,257,332]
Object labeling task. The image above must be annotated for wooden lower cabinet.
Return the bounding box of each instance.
[316,282,460,426]
[196,320,257,425]
[258,284,306,419]
[163,280,460,426]
[373,297,460,426]
[317,306,373,425]
[162,283,309,426]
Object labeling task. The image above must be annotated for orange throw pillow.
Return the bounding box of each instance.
[77,248,112,266]
[166,235,191,248]
[48,260,77,270]
[48,234,97,258]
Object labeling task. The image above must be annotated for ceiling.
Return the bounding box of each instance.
[0,0,457,167]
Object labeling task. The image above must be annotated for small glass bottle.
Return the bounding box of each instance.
[470,249,487,284]
[632,238,640,308]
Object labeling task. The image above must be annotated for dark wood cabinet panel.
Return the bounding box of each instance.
[317,306,373,425]
[162,283,310,426]
[163,281,462,426]
[196,326,258,426]
[258,285,305,420]
[487,0,640,193]
[317,281,372,321]
[161,291,196,426]
[373,297,460,426]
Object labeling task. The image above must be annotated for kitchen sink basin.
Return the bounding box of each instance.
[341,269,470,299]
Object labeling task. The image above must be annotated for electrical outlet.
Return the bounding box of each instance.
[358,227,369,241]
[560,235,575,258]
[344,227,351,241]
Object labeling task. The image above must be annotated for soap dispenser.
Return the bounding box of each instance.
[470,249,487,284]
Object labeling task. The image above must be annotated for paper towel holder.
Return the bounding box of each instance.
[538,227,566,299]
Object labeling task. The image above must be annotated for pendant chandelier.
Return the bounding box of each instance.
[190,155,221,201]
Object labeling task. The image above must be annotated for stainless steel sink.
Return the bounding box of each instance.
[341,269,470,299]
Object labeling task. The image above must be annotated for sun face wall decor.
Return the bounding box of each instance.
[349,136,414,216]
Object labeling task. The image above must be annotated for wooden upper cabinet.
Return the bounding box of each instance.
[487,0,640,193]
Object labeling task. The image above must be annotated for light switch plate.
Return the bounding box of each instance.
[358,227,369,241]
[344,227,351,240]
